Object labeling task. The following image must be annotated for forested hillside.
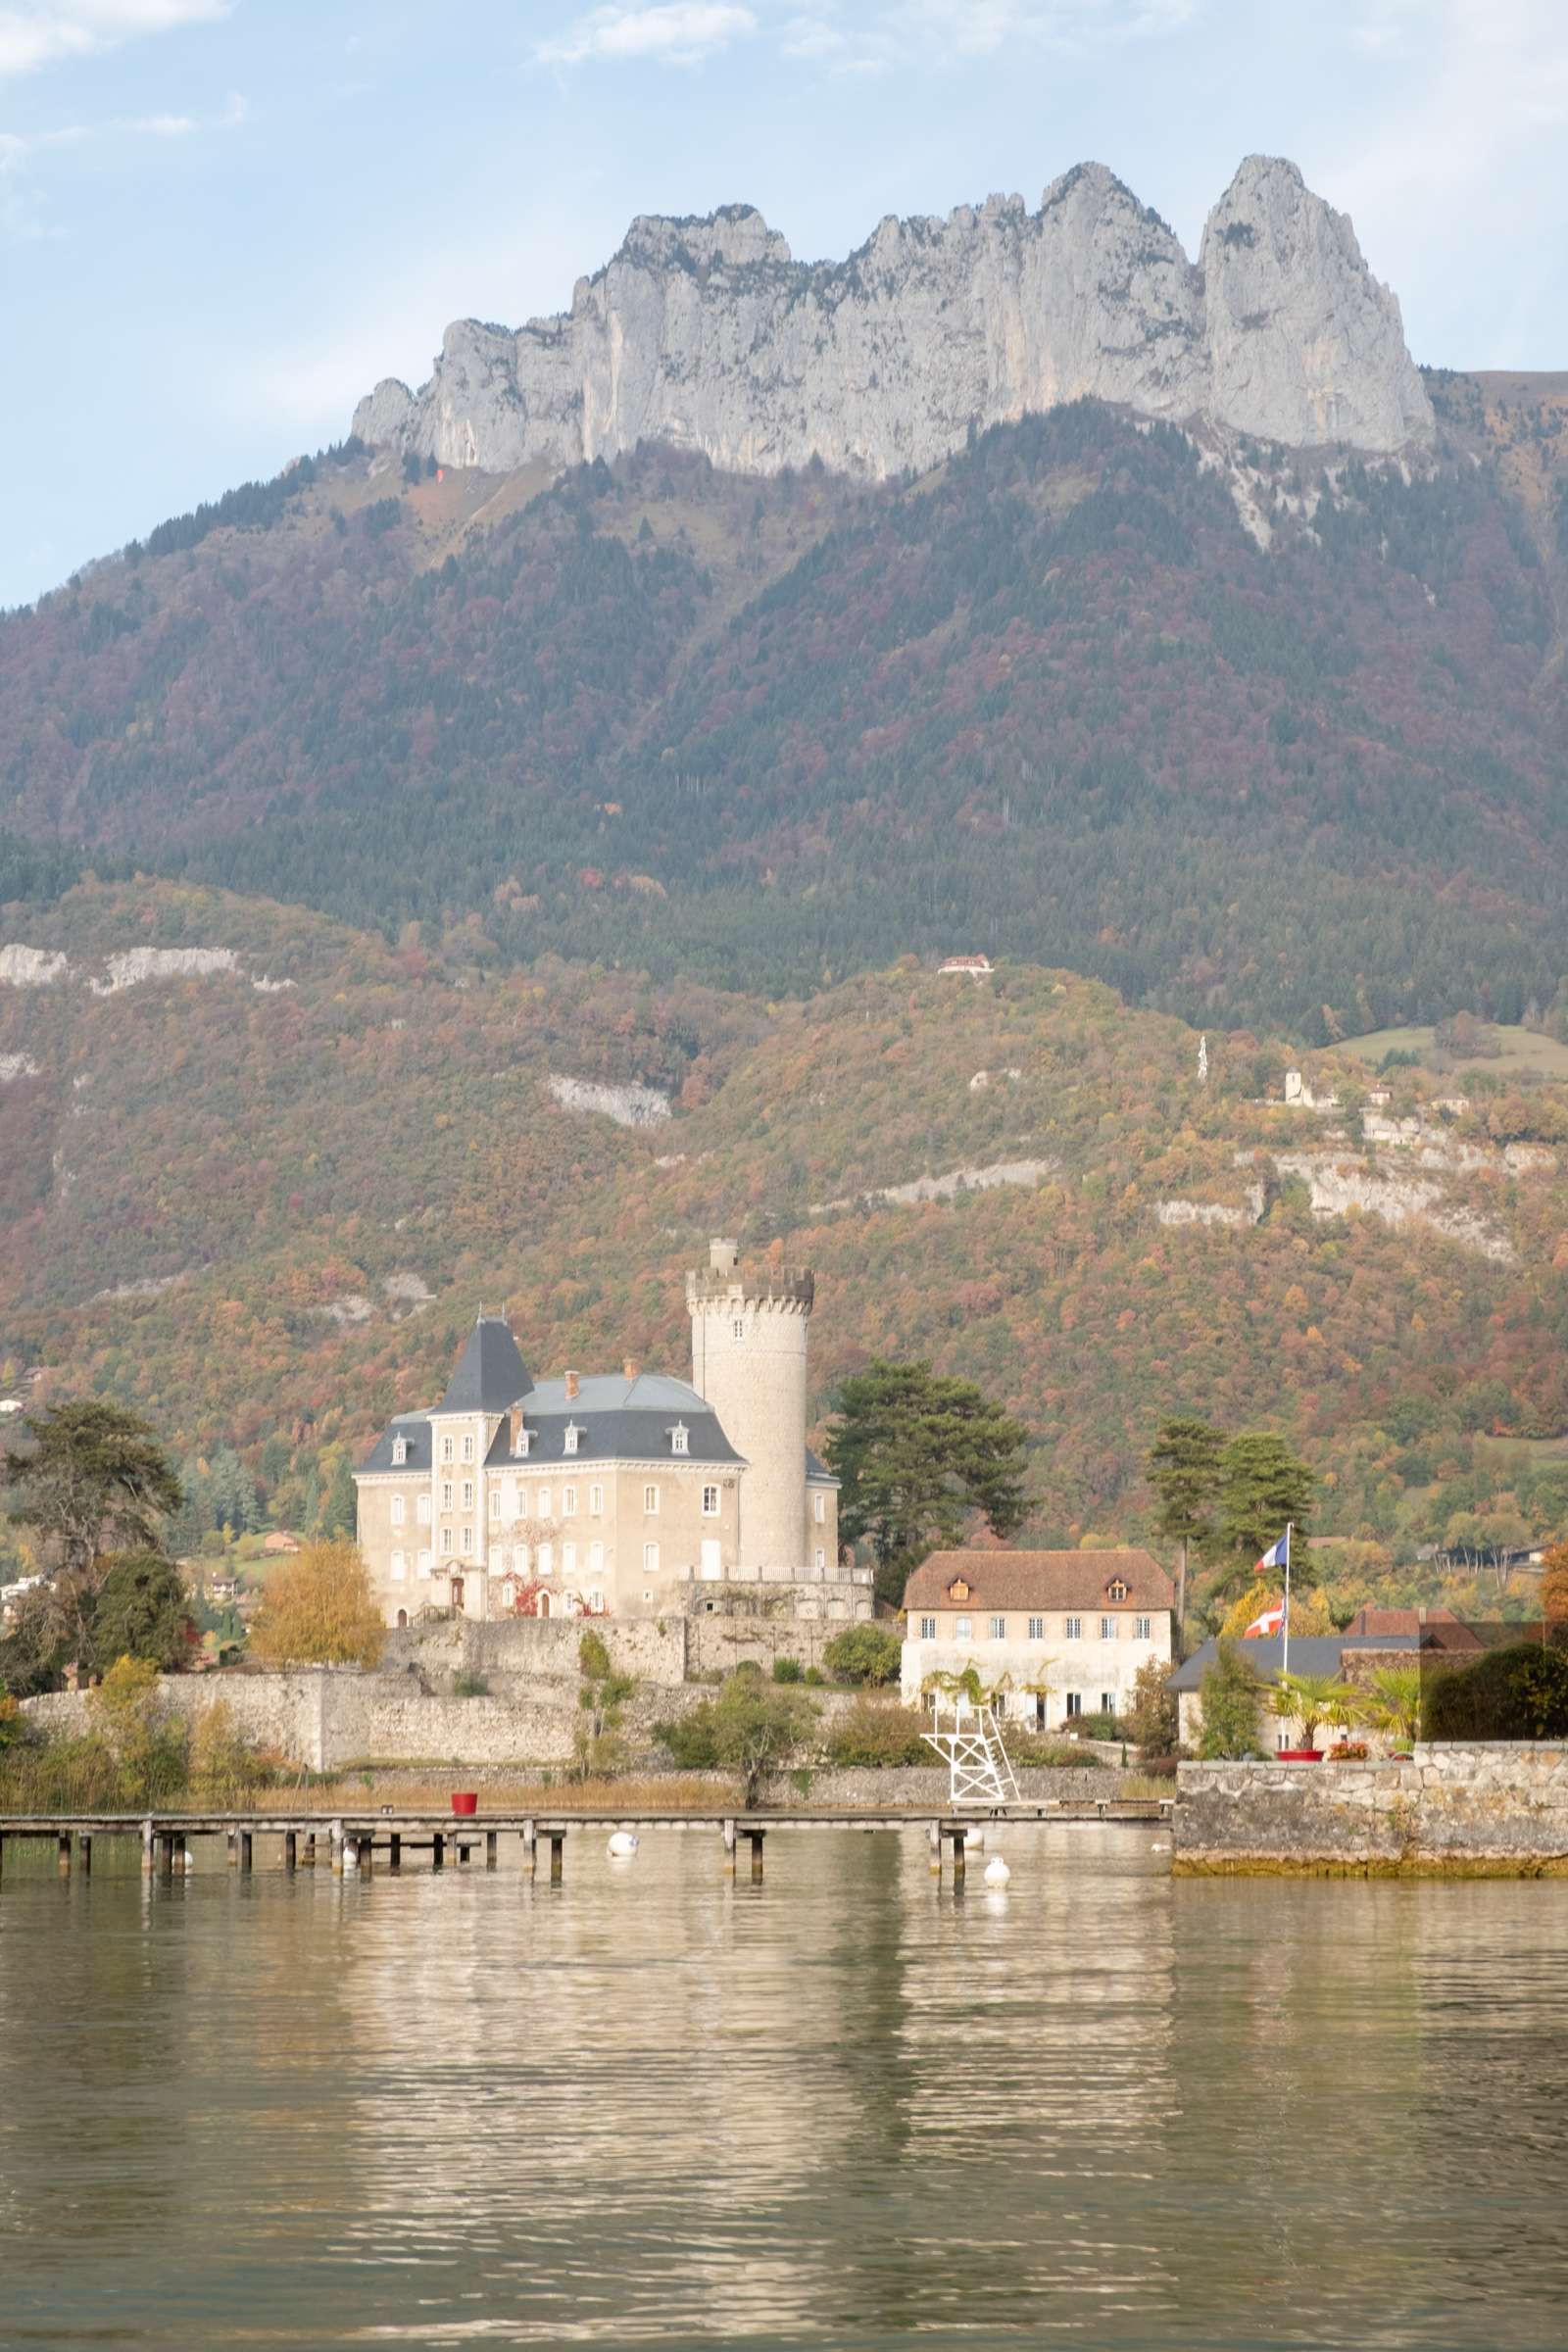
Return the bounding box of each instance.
[5,881,1568,1594]
[3,383,1566,1038]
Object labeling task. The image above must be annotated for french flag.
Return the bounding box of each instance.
[1255,1533,1289,1574]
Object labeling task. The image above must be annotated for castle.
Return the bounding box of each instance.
[354,1241,842,1626]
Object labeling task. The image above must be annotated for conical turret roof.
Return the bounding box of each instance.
[436,1316,531,1414]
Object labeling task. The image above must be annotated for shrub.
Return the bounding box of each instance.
[190,1697,276,1802]
[772,1657,805,1684]
[825,1698,931,1768]
[657,1710,718,1770]
[1423,1642,1568,1740]
[820,1624,903,1688]
[1075,1709,1127,1741]
[454,1672,490,1698]
[657,1670,818,1804]
[1197,1642,1263,1759]
[1002,1727,1102,1768]
[1126,1655,1179,1759]
[802,1665,825,1686]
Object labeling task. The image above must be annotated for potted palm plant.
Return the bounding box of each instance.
[1357,1665,1424,1758]
[1269,1671,1345,1760]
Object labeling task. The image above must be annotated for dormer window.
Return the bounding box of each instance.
[391,1437,407,1466]
[948,1577,971,1603]
[516,1429,531,1458]
[564,1423,581,1456]
[1106,1579,1129,1602]
[670,1423,689,1456]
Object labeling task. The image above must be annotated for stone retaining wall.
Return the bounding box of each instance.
[1176,1743,1568,1874]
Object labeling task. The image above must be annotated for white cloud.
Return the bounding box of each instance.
[537,3,760,67]
[0,0,227,78]
[778,0,1194,70]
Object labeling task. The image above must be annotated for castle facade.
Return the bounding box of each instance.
[354,1241,839,1626]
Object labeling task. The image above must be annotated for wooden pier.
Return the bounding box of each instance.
[0,1799,1172,1886]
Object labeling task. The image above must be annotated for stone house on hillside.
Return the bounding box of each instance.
[900,1549,1174,1728]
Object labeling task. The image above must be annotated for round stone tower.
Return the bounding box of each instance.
[687,1238,814,1579]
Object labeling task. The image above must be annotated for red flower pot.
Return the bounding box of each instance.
[1276,1748,1324,1763]
[451,1791,478,1817]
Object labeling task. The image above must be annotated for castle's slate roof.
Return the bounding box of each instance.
[1165,1633,1423,1693]
[805,1447,839,1486]
[482,1372,744,1468]
[357,1413,433,1474]
[903,1548,1174,1616]
[436,1317,532,1414]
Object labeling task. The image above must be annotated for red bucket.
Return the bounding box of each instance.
[450,1791,478,1817]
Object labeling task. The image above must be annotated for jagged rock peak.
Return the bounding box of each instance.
[352,156,1433,478]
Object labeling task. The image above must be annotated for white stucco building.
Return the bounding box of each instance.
[901,1549,1175,1729]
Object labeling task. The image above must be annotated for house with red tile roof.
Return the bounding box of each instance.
[900,1548,1174,1728]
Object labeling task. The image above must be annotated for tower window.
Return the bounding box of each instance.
[589,1484,604,1516]
[441,1437,454,1464]
[390,1494,406,1527]
[702,1485,719,1516]
[644,1484,660,1514]
[732,1319,746,1341]
[441,1482,453,1510]
[463,1435,474,1463]
[813,1491,826,1524]
[391,1437,408,1466]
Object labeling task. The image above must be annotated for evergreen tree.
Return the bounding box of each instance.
[90,1552,196,1674]
[1197,1642,1264,1759]
[318,1450,358,1540]
[825,1359,1029,1608]
[1148,1416,1222,1642]
[1213,1434,1314,1594]
[1,1403,182,1664]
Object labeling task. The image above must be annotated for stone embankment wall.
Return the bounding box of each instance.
[383,1615,689,1692]
[1176,1744,1568,1874]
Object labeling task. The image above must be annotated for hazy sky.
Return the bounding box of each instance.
[5,0,1566,606]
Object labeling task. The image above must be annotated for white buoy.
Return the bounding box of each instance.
[983,1856,1010,1887]
[607,1831,640,1860]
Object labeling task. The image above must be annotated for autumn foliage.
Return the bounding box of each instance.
[249,1540,384,1669]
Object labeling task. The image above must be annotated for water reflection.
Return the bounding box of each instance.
[1,1828,1565,2347]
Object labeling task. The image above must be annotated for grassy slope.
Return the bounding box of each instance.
[1344,1024,1568,1080]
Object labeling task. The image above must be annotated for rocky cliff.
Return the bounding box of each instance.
[353,155,1432,474]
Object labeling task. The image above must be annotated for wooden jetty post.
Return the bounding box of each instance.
[485,1830,498,1871]
[928,1821,942,1874]
[57,1833,72,1877]
[141,1818,156,1877]
[239,1830,254,1874]
[432,1832,445,1872]
[747,1828,765,1884]
[521,1819,536,1878]
[158,1830,176,1882]
[77,1833,91,1877]
[227,1831,238,1869]
[951,1824,967,1886]
[546,1828,565,1883]
[388,1832,402,1873]
[330,1820,345,1877]
[283,1831,297,1873]
[722,1818,737,1875]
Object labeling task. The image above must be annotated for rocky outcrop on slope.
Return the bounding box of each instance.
[353,156,1432,476]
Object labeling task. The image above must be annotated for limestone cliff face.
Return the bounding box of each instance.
[353,157,1432,475]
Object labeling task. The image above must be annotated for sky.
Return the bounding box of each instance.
[4,0,1567,607]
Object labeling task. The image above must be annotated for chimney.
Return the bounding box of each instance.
[564,1369,580,1402]
[509,1405,524,1455]
[709,1237,739,1274]
[623,1358,638,1382]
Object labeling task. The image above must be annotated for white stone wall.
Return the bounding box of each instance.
[902,1621,1171,1721]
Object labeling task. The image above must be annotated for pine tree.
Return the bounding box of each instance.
[825,1359,1029,1608]
[1214,1434,1314,1594]
[1148,1417,1222,1643]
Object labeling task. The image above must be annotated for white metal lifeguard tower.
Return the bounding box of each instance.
[921,1696,1020,1810]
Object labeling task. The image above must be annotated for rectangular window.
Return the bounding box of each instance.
[920,1616,937,1641]
[461,1525,474,1554]
[644,1484,660,1514]
[955,1614,973,1640]
[814,1547,826,1571]
[1027,1616,1044,1641]
[441,1436,454,1463]
[813,1491,826,1524]
[589,1484,604,1517]
[1065,1691,1083,1718]
[671,1425,689,1456]
[990,1615,1006,1641]
[488,1489,500,1521]
[1134,1615,1152,1642]
[462,1480,473,1509]
[563,1486,577,1516]
[588,1540,604,1575]
[390,1494,405,1527]
[417,1548,432,1576]
[463,1435,474,1463]
[644,1542,660,1577]
[538,1543,554,1576]
[702,1485,720,1516]
[416,1494,431,1525]
[1101,1691,1115,1716]
[390,1551,406,1583]
[564,1426,579,1456]
[1065,1616,1082,1642]
[516,1487,530,1518]
[732,1318,746,1340]
[514,1545,529,1577]
[441,1482,453,1510]
[440,1528,453,1555]
[537,1487,551,1519]
[391,1438,407,1466]
[563,1542,577,1578]
[1101,1615,1115,1642]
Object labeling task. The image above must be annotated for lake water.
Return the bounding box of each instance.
[1,1824,1565,2349]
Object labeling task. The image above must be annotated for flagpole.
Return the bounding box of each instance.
[1282,1522,1293,1684]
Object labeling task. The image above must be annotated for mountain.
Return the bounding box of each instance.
[353,156,1433,476]
[4,389,1564,1037]
[4,879,1568,1604]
